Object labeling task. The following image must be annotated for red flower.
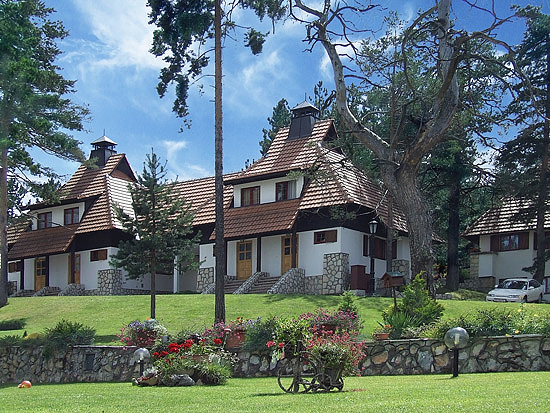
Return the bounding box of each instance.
[168,343,180,353]
[182,339,194,349]
[266,341,275,348]
[213,338,222,345]
[278,342,285,348]
[161,350,169,356]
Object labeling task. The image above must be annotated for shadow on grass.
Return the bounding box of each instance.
[94,334,119,345]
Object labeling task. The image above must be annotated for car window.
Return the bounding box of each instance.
[500,280,527,290]
[530,280,541,288]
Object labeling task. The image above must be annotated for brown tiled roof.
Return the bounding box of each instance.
[8,225,77,260]
[56,154,133,202]
[7,155,135,257]
[225,120,333,184]
[300,149,408,232]
[172,174,236,227]
[462,197,549,237]
[220,198,301,240]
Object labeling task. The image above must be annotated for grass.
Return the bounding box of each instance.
[1,294,549,344]
[2,372,550,412]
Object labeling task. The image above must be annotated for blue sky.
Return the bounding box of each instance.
[42,0,549,182]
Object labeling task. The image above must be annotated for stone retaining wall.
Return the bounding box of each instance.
[3,335,549,384]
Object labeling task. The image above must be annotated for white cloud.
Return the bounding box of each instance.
[70,0,163,71]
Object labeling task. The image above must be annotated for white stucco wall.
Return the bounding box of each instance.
[261,235,283,276]
[30,202,85,230]
[477,232,550,280]
[233,176,305,207]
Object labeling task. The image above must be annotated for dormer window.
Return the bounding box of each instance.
[37,212,52,229]
[241,186,260,206]
[276,181,296,201]
[64,207,79,225]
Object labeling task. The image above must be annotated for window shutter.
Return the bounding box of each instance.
[518,232,529,250]
[363,235,369,256]
[490,235,499,252]
[326,230,337,243]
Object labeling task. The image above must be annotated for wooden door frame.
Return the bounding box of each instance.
[236,240,253,279]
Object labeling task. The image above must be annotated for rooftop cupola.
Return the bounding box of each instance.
[288,101,319,140]
[90,135,117,167]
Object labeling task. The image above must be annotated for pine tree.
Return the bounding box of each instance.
[496,6,550,283]
[110,150,199,319]
[0,0,89,307]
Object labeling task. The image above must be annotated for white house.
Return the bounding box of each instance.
[7,103,412,296]
[462,197,550,294]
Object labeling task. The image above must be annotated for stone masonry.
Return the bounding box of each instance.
[3,335,548,383]
[197,267,214,292]
[322,253,350,294]
[97,269,123,295]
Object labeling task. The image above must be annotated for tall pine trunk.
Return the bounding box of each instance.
[0,147,8,307]
[534,32,550,283]
[214,0,226,323]
[446,174,460,291]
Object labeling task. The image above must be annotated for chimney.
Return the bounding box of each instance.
[288,101,319,140]
[90,135,117,167]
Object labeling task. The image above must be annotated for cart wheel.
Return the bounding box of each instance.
[334,376,344,391]
[310,373,331,392]
[277,369,299,393]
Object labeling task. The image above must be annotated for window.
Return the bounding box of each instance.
[490,233,529,252]
[241,186,260,206]
[90,249,108,261]
[276,181,296,201]
[314,230,337,244]
[363,236,397,259]
[64,207,79,225]
[35,257,47,277]
[8,261,21,272]
[37,212,52,229]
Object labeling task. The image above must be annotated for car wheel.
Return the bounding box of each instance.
[523,296,528,303]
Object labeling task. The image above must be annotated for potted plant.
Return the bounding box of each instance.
[372,323,391,340]
[306,332,365,378]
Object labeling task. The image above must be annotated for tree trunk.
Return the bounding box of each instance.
[534,32,550,284]
[446,173,460,291]
[389,165,435,296]
[0,147,8,307]
[214,0,226,324]
[386,194,394,273]
[150,270,156,319]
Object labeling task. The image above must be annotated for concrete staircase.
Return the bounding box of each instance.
[246,276,281,294]
[224,279,245,294]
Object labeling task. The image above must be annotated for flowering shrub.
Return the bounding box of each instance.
[118,319,167,347]
[306,331,365,375]
[151,338,235,385]
[299,308,363,334]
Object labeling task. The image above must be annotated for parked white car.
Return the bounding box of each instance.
[486,278,545,303]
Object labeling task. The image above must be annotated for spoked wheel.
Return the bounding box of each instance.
[310,373,332,392]
[277,360,299,393]
[333,376,344,391]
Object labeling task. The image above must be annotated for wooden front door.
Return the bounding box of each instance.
[34,257,47,291]
[236,241,253,280]
[68,253,81,284]
[281,235,298,274]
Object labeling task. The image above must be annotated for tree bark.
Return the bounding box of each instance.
[534,32,550,284]
[298,0,459,297]
[0,147,8,307]
[446,172,460,291]
[214,0,226,323]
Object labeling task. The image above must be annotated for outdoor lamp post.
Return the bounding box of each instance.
[444,327,469,378]
[369,219,378,293]
[134,347,151,377]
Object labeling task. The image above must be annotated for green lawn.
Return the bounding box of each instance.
[1,372,549,412]
[1,294,549,344]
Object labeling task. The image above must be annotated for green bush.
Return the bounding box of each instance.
[0,318,26,331]
[242,316,278,352]
[423,306,550,339]
[338,290,359,315]
[380,274,444,339]
[42,319,95,358]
